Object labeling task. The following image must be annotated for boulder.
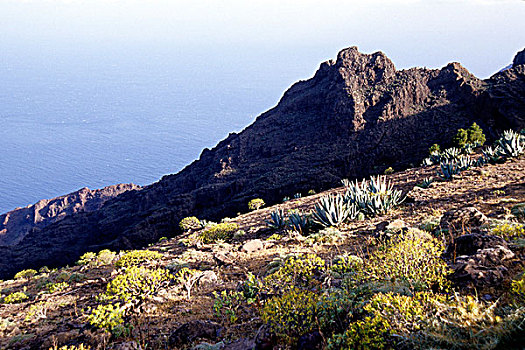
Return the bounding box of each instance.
[240,239,264,254]
[439,207,489,236]
[169,320,223,347]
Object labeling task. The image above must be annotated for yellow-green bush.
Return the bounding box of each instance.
[264,254,326,290]
[179,216,201,231]
[49,345,91,350]
[86,302,127,335]
[4,291,29,304]
[175,267,200,300]
[248,198,265,210]
[115,250,163,268]
[199,222,238,244]
[105,266,172,302]
[511,273,525,303]
[14,269,37,280]
[327,316,391,350]
[261,287,320,345]
[491,223,525,241]
[46,282,69,293]
[25,301,48,322]
[212,290,245,324]
[359,236,450,293]
[77,249,116,267]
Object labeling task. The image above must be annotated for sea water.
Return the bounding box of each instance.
[0,44,320,213]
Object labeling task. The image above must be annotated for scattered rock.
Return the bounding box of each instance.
[240,239,264,253]
[114,341,142,350]
[446,234,516,290]
[169,320,223,347]
[213,253,235,266]
[198,270,218,285]
[254,324,276,350]
[297,331,324,350]
[439,207,489,236]
[223,338,255,350]
[446,234,508,257]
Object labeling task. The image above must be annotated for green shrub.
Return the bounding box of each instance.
[327,316,390,350]
[97,249,117,265]
[199,222,238,243]
[212,290,245,324]
[179,216,201,231]
[86,302,128,336]
[240,272,262,304]
[4,291,29,304]
[77,252,97,266]
[24,301,48,322]
[511,273,525,303]
[358,236,450,293]
[14,269,37,280]
[467,122,486,146]
[248,198,265,210]
[46,282,69,293]
[453,128,468,148]
[491,222,525,241]
[115,250,163,268]
[105,266,172,302]
[384,167,394,175]
[429,143,441,154]
[261,287,320,345]
[264,254,326,290]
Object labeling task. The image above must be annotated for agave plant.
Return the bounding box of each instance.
[287,211,310,234]
[265,209,287,230]
[418,177,434,189]
[438,161,460,180]
[456,155,475,172]
[342,176,405,216]
[496,129,525,159]
[441,147,461,161]
[462,144,474,155]
[312,194,357,228]
[481,146,500,164]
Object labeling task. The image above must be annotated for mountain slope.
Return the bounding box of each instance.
[1,46,524,279]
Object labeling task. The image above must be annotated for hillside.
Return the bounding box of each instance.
[1,47,525,279]
[0,138,524,349]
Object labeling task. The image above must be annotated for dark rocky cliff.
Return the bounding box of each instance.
[1,46,524,279]
[0,184,140,246]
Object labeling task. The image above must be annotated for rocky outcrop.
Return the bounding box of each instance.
[0,184,140,246]
[1,47,525,279]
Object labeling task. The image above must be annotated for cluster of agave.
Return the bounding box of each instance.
[342,175,405,217]
[311,194,359,228]
[422,147,463,166]
[438,155,477,180]
[266,209,311,234]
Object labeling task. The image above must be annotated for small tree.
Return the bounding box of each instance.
[429,144,441,154]
[467,122,486,146]
[453,129,468,148]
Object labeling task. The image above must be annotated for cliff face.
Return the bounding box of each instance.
[1,46,524,279]
[0,184,141,246]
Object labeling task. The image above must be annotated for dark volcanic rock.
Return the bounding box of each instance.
[439,207,489,237]
[513,48,525,67]
[1,47,525,278]
[168,320,223,347]
[0,184,140,246]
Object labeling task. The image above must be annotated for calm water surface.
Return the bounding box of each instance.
[0,45,318,213]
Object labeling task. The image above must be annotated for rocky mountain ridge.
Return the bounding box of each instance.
[0,184,140,246]
[1,46,524,279]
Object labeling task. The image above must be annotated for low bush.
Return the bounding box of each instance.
[14,269,37,280]
[491,222,525,241]
[105,266,172,302]
[264,254,326,290]
[4,291,29,304]
[212,290,245,324]
[248,198,265,210]
[179,216,201,231]
[199,222,239,243]
[86,302,128,336]
[115,250,163,268]
[327,316,390,350]
[261,287,320,345]
[356,236,450,293]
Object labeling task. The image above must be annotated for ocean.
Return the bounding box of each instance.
[0,45,319,213]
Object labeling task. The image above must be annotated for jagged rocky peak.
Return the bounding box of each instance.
[0,183,140,246]
[513,48,525,67]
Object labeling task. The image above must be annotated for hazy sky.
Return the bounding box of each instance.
[1,0,524,77]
